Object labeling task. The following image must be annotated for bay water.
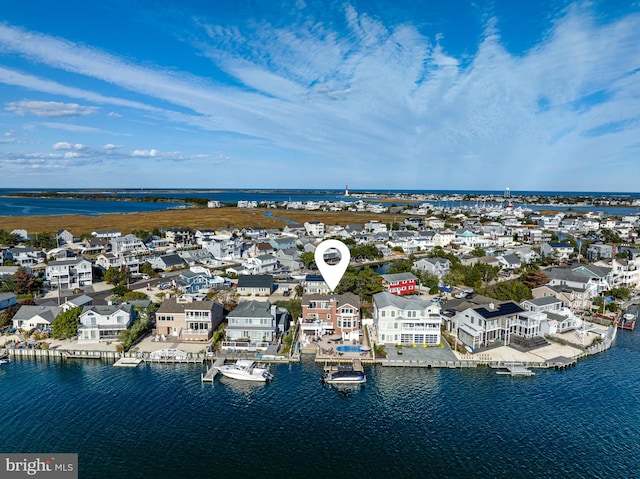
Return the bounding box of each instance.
[1,332,639,478]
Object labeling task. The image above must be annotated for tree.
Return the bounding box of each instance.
[103,266,131,286]
[294,284,304,298]
[26,232,57,249]
[609,287,631,300]
[51,307,82,339]
[334,266,384,300]
[274,298,301,324]
[521,270,550,289]
[386,259,413,274]
[299,251,316,269]
[0,305,18,328]
[0,229,20,247]
[13,267,37,295]
[470,247,486,257]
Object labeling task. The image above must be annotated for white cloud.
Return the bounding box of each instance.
[0,5,639,189]
[132,149,159,157]
[5,100,98,117]
[102,143,123,150]
[107,111,122,117]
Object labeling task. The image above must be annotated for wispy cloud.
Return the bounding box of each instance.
[6,100,98,117]
[0,3,639,189]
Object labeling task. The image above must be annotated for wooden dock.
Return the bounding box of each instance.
[494,363,535,377]
[201,358,225,382]
[113,357,144,368]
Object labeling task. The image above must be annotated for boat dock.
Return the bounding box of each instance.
[493,363,535,377]
[617,313,636,331]
[201,357,225,382]
[113,357,144,368]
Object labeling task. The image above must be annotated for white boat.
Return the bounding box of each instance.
[323,363,366,384]
[0,354,10,365]
[215,359,274,382]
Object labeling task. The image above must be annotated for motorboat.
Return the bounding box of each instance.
[215,359,273,382]
[0,354,10,365]
[323,363,366,384]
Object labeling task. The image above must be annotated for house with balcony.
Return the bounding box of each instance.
[451,301,525,351]
[92,230,121,239]
[225,300,281,342]
[155,296,223,341]
[304,221,325,237]
[78,304,135,343]
[96,252,140,274]
[302,274,332,295]
[176,269,228,294]
[4,247,43,267]
[381,272,417,296]
[46,257,93,290]
[373,291,441,346]
[300,293,361,342]
[110,234,147,255]
[594,257,640,289]
[242,254,277,274]
[164,228,195,248]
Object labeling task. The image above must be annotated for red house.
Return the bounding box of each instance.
[381,272,418,295]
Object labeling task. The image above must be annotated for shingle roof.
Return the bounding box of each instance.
[237,274,274,289]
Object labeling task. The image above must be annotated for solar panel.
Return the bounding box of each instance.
[475,302,524,318]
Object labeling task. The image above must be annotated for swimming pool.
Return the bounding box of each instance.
[336,345,364,353]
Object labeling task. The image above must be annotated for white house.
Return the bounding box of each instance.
[78,304,134,343]
[12,305,61,330]
[373,291,442,346]
[46,257,93,290]
[304,221,325,237]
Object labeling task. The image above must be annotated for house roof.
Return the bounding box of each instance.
[523,296,562,307]
[156,298,215,314]
[381,272,417,283]
[237,274,274,289]
[301,292,360,308]
[0,292,17,302]
[82,304,132,315]
[160,254,186,268]
[373,291,431,310]
[13,305,61,323]
[473,301,524,319]
[227,300,273,318]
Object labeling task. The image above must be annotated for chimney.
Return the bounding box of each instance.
[488,303,494,310]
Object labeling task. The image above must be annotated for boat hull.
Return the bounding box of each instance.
[215,363,273,382]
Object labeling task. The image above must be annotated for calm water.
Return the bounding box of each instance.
[1,189,639,217]
[1,332,639,479]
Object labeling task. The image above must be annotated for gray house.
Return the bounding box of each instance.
[225,301,279,341]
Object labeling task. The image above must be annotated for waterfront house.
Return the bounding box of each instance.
[155,296,223,341]
[381,272,417,296]
[46,257,93,290]
[236,274,274,297]
[12,305,61,331]
[531,284,588,310]
[594,257,640,289]
[520,296,563,313]
[373,291,441,346]
[300,293,361,342]
[225,300,280,342]
[78,304,135,343]
[452,301,525,350]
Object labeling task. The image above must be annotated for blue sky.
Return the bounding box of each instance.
[1,0,639,191]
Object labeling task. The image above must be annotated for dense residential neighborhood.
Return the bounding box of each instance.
[1,199,639,360]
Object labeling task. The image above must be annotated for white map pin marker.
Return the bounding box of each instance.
[314,239,350,292]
